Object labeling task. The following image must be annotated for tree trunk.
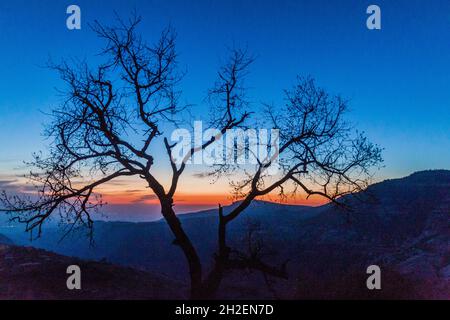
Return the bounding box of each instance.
[160,199,204,299]
[201,208,229,298]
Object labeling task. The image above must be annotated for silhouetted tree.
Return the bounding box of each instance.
[200,76,382,297]
[0,16,382,299]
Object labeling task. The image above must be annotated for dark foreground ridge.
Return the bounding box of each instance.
[0,244,184,299]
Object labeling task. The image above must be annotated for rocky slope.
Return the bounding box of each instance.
[0,244,184,299]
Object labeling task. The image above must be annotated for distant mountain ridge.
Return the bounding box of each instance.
[393,169,450,183]
[0,233,13,245]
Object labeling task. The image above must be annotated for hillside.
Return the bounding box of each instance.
[0,244,184,299]
[285,170,450,299]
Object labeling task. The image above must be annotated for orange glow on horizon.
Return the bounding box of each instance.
[100,190,328,207]
[3,175,329,209]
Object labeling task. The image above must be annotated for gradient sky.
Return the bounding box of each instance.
[0,0,450,220]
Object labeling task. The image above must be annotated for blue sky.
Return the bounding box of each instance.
[0,0,449,194]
